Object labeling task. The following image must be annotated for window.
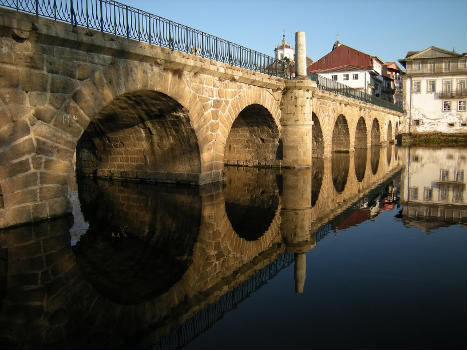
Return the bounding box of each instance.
[353,74,358,80]
[343,74,349,80]
[443,80,452,93]
[423,188,433,201]
[440,169,449,181]
[428,61,435,72]
[332,75,337,81]
[409,187,418,200]
[456,170,464,182]
[414,120,421,126]
[443,101,451,111]
[457,79,466,93]
[444,61,451,72]
[413,61,421,70]
[458,100,466,111]
[427,80,436,93]
[453,190,464,203]
[413,81,421,93]
[459,59,466,68]
[439,185,449,201]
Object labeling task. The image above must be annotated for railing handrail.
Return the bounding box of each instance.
[0,0,292,78]
[308,73,404,113]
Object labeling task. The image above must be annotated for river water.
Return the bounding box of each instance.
[0,146,465,349]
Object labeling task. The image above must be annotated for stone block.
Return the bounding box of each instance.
[35,138,74,161]
[28,92,49,107]
[49,75,79,94]
[20,69,48,92]
[33,106,56,124]
[48,94,67,110]
[33,122,76,150]
[45,57,76,78]
[6,188,38,206]
[0,138,35,166]
[0,119,30,147]
[31,201,48,221]
[0,159,31,180]
[63,100,90,130]
[0,65,19,88]
[76,63,92,81]
[72,80,101,118]
[47,197,70,217]
[39,172,67,186]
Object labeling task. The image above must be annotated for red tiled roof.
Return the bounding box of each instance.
[307,44,373,73]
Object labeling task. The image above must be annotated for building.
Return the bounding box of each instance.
[307,41,388,98]
[398,46,467,133]
[383,62,404,107]
[398,147,466,231]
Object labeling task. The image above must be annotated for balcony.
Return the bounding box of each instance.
[438,89,467,99]
[407,65,467,75]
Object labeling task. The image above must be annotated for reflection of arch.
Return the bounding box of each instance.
[332,152,350,193]
[354,148,367,182]
[387,145,392,166]
[312,113,324,157]
[371,118,381,146]
[387,121,393,144]
[76,90,201,182]
[395,121,399,136]
[332,114,350,152]
[224,104,280,166]
[311,157,324,207]
[75,178,201,304]
[355,117,367,149]
[371,147,381,175]
[224,167,279,241]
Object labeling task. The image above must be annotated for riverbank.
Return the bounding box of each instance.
[396,133,467,147]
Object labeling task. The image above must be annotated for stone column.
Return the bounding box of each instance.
[280,79,316,167]
[280,169,316,294]
[295,32,307,77]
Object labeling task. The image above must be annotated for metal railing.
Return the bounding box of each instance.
[308,73,404,113]
[438,89,467,99]
[0,0,291,77]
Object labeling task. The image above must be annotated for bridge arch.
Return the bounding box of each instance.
[312,113,324,157]
[371,146,381,175]
[355,117,367,149]
[370,118,381,146]
[223,89,281,167]
[354,148,367,182]
[332,114,350,152]
[76,90,201,182]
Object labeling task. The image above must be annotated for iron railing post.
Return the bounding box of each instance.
[35,0,38,16]
[148,16,151,44]
[70,0,74,26]
[53,0,56,20]
[125,5,129,38]
[99,0,103,32]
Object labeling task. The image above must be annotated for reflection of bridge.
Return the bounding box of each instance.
[0,146,400,347]
[0,3,404,228]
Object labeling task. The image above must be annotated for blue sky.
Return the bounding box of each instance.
[131,0,466,67]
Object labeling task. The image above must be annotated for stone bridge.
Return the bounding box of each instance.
[0,8,404,228]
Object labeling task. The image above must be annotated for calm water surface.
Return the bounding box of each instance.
[0,146,465,349]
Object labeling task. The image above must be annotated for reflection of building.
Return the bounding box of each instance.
[398,46,467,133]
[398,147,467,232]
[307,41,389,98]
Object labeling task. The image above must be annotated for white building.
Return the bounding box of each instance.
[274,35,295,61]
[307,41,389,98]
[398,46,467,133]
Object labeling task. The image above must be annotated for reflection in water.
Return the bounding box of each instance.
[332,152,350,192]
[371,146,380,174]
[354,148,367,182]
[74,179,202,304]
[387,145,393,166]
[311,157,324,207]
[398,146,467,231]
[2,146,464,349]
[224,167,280,241]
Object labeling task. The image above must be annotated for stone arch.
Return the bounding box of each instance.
[332,114,350,152]
[332,152,350,193]
[371,118,381,146]
[76,90,201,183]
[312,113,324,157]
[355,117,367,149]
[387,120,393,144]
[224,102,280,167]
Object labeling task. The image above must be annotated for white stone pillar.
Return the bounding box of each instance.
[295,31,306,77]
